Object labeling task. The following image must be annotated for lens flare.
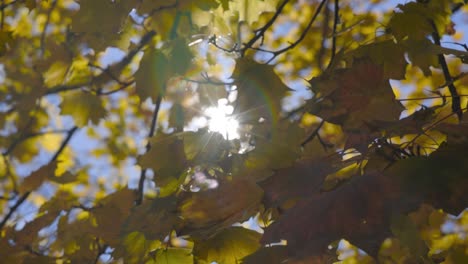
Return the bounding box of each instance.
[204,99,239,140]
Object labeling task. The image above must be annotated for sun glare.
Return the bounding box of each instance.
[205,99,239,140]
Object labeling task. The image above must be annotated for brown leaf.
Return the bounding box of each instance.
[260,154,343,209]
[261,172,408,257]
[91,188,135,244]
[122,196,180,241]
[309,58,403,129]
[178,178,263,237]
[19,161,57,193]
[232,58,290,123]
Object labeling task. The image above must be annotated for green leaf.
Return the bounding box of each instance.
[121,231,149,264]
[193,227,261,264]
[228,0,279,25]
[135,48,170,101]
[388,1,450,41]
[153,248,193,264]
[168,38,194,75]
[348,39,407,80]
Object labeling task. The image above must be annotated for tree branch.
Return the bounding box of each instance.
[431,20,462,121]
[136,96,162,205]
[0,126,78,230]
[327,0,339,69]
[240,0,290,57]
[45,30,156,95]
[266,0,328,63]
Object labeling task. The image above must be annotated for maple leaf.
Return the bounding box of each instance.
[60,91,107,127]
[241,246,289,264]
[138,133,187,190]
[388,1,451,41]
[153,248,193,264]
[232,58,291,123]
[348,39,408,80]
[261,172,409,257]
[91,188,135,244]
[193,226,261,264]
[178,178,263,236]
[71,0,133,51]
[260,154,343,209]
[308,58,404,152]
[122,196,180,241]
[19,161,57,193]
[168,38,194,75]
[134,48,171,102]
[228,0,280,26]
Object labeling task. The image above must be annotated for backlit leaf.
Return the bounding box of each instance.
[60,91,107,127]
[193,227,261,264]
[135,48,170,101]
[153,248,193,264]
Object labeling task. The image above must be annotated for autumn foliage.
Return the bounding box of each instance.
[0,0,468,263]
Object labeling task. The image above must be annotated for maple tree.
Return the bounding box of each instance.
[1,0,468,263]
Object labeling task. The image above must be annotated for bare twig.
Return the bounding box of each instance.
[327,0,339,69]
[46,30,156,95]
[136,96,163,205]
[240,0,290,56]
[397,94,468,101]
[431,20,462,121]
[266,0,328,63]
[301,120,325,147]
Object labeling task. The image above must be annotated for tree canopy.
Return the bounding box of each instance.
[1,0,468,263]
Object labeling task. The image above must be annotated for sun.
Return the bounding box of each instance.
[204,99,239,140]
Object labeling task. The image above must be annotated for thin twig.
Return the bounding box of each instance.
[136,96,163,205]
[327,0,339,70]
[0,126,78,230]
[301,120,325,147]
[266,0,328,63]
[397,94,468,101]
[430,20,462,121]
[240,0,290,57]
[401,106,468,150]
[45,30,156,95]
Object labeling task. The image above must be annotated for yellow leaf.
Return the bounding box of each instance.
[61,91,107,127]
[193,227,261,264]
